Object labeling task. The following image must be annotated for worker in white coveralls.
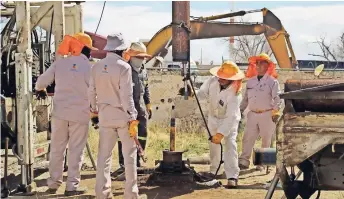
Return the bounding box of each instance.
[238,53,282,171]
[89,33,147,199]
[179,61,244,188]
[35,33,98,196]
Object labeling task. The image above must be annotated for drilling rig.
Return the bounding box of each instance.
[1,1,84,196]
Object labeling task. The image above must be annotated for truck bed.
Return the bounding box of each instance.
[278,112,344,166]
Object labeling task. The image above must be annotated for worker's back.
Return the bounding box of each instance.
[90,52,136,127]
[52,55,91,124]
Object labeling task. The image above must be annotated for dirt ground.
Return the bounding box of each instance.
[2,157,344,199]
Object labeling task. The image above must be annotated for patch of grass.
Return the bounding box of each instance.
[85,119,262,169]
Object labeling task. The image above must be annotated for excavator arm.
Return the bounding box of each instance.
[145,8,297,69]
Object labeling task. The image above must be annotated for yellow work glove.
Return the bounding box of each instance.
[272,109,280,123]
[129,120,140,138]
[211,133,224,144]
[146,104,152,120]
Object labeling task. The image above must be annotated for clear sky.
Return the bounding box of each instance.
[82,1,344,64]
[106,1,343,11]
[1,1,343,64]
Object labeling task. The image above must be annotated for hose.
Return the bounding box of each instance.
[315,190,321,199]
[95,1,106,34]
[188,77,224,178]
[175,21,224,182]
[47,10,54,62]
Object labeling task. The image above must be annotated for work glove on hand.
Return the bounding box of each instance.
[178,84,194,97]
[36,89,47,100]
[272,110,280,123]
[211,133,224,144]
[129,120,140,138]
[146,104,152,120]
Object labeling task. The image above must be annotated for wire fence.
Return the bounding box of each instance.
[145,67,344,125]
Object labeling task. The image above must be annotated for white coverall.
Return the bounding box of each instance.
[239,74,282,167]
[196,76,242,179]
[35,54,91,191]
[89,53,138,199]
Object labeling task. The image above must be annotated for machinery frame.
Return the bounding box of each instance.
[1,1,83,195]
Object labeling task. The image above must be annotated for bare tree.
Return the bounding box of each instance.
[223,17,274,63]
[309,32,344,62]
[337,32,344,60]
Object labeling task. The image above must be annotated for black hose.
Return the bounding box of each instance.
[95,1,106,34]
[1,14,15,48]
[32,29,39,44]
[315,190,321,199]
[176,21,224,181]
[48,10,54,62]
[188,78,224,178]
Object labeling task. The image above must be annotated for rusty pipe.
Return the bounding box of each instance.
[284,79,344,112]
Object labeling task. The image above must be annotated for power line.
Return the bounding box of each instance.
[95,1,106,34]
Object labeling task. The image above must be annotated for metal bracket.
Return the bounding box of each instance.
[25,49,33,63]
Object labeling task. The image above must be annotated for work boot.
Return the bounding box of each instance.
[239,163,249,170]
[199,172,215,179]
[116,172,126,181]
[256,165,265,172]
[227,178,238,188]
[64,187,87,196]
[46,188,58,194]
[112,166,125,176]
[138,194,148,199]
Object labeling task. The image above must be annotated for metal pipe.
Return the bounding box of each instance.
[21,165,27,186]
[253,148,277,166]
[183,63,188,100]
[4,138,9,191]
[170,105,176,151]
[172,1,190,62]
[198,9,261,21]
[264,173,280,199]
[187,156,211,164]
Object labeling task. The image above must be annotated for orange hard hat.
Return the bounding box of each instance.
[246,53,278,79]
[248,53,273,64]
[73,32,98,51]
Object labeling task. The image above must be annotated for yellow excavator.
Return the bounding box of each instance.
[88,8,297,69]
[141,8,298,69]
